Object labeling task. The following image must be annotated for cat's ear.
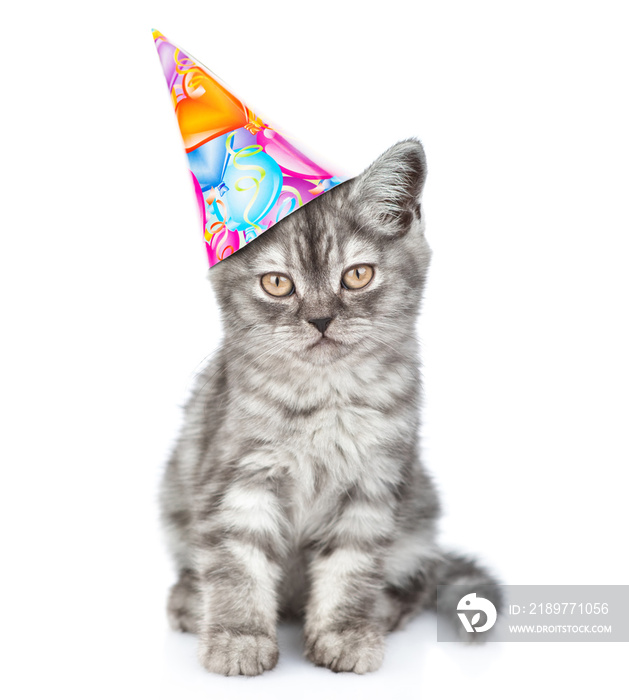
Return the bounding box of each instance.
[350,138,427,236]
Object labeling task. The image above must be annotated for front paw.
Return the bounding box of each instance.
[199,630,279,676]
[305,627,385,674]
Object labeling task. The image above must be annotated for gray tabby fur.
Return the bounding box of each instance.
[160,139,502,675]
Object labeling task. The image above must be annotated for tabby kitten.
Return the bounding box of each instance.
[160,139,501,675]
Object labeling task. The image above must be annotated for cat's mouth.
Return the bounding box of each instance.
[308,336,337,349]
[300,334,355,364]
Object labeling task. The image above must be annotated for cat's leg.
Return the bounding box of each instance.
[167,568,200,633]
[160,452,200,632]
[193,462,289,676]
[304,486,396,674]
[378,528,443,631]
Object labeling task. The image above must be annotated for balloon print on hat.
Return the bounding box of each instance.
[190,171,207,230]
[256,129,334,179]
[206,226,241,266]
[186,128,257,193]
[221,134,283,233]
[175,59,249,152]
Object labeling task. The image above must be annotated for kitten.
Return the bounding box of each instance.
[160,139,501,675]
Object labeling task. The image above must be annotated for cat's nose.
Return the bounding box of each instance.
[308,317,334,334]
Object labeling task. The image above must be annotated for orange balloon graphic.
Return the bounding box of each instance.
[176,68,249,152]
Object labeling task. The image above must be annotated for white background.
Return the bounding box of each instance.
[2,1,628,698]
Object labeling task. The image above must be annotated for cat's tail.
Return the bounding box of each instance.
[386,549,504,637]
[428,550,503,632]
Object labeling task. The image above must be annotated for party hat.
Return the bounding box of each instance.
[152,30,348,266]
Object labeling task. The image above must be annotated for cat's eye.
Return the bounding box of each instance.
[261,272,295,297]
[341,264,374,290]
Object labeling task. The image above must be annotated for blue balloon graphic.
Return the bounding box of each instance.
[186,134,229,192]
[186,128,258,193]
[222,146,283,232]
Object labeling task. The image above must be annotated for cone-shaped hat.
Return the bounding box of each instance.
[152,30,348,266]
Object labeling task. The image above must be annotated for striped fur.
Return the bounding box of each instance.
[159,139,501,675]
